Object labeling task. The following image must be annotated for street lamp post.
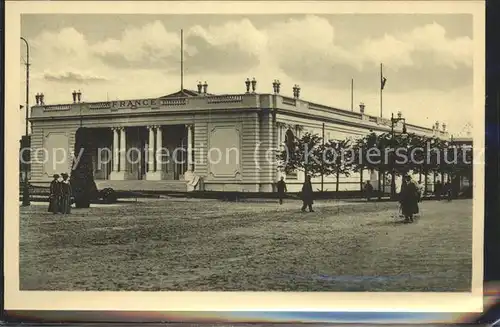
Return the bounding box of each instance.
[20,36,30,206]
[390,112,407,199]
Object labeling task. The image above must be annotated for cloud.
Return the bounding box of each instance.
[21,15,474,136]
[90,20,180,71]
[43,70,109,83]
[269,17,473,85]
[32,17,472,86]
[358,21,473,70]
[182,19,266,74]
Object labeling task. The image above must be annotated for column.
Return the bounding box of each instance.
[156,125,162,172]
[112,127,119,172]
[147,125,155,173]
[187,124,194,171]
[146,125,166,180]
[119,127,127,172]
[276,123,284,181]
[109,126,129,180]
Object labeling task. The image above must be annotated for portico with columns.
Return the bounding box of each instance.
[103,124,193,182]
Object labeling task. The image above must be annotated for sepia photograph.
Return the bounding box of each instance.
[5,0,484,313]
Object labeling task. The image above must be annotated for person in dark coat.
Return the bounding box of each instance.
[444,181,453,202]
[59,173,73,214]
[434,180,442,200]
[399,176,419,222]
[276,177,287,205]
[363,180,373,201]
[48,174,61,214]
[301,175,314,212]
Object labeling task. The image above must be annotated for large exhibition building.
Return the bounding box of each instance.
[28,79,450,193]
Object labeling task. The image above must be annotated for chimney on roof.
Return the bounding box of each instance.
[39,93,45,105]
[245,78,251,93]
[359,102,365,114]
[77,90,82,103]
[272,79,281,94]
[202,81,208,94]
[35,93,40,105]
[197,81,203,94]
[72,90,77,103]
[293,84,301,99]
[251,77,257,93]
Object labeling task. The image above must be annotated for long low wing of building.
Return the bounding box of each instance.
[28,85,450,193]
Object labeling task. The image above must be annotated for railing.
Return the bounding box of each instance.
[89,102,111,110]
[159,98,187,106]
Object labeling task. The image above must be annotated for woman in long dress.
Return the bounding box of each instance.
[48,174,61,214]
[59,173,73,214]
[400,176,418,222]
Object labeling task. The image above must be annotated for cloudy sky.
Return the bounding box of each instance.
[20,14,474,135]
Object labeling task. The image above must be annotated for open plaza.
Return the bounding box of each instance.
[19,197,472,292]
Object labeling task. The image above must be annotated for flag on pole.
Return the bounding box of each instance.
[381,76,387,90]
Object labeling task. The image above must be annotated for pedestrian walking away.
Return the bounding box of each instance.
[59,173,73,214]
[276,177,287,205]
[300,175,314,212]
[48,174,61,214]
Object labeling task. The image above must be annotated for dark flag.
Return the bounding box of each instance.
[381,76,387,90]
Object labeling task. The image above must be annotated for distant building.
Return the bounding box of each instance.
[452,136,473,191]
[28,82,450,192]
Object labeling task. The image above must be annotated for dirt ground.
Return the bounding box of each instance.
[19,198,472,291]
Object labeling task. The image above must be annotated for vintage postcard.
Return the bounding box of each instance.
[5,0,484,313]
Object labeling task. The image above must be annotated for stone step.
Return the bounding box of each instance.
[95,180,188,192]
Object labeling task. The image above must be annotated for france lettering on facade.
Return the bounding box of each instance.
[109,98,159,108]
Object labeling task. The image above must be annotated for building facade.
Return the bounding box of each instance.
[28,85,449,192]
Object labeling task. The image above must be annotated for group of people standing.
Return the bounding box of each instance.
[48,173,73,214]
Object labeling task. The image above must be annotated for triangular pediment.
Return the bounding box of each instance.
[160,89,203,98]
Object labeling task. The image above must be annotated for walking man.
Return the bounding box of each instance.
[301,175,314,212]
[444,180,453,202]
[276,177,287,205]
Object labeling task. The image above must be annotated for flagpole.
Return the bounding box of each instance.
[180,29,184,91]
[380,63,383,118]
[351,78,354,111]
